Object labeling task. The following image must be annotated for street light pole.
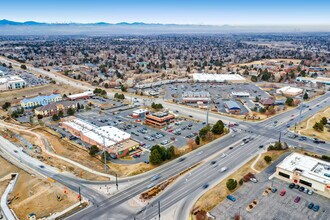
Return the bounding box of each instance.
[103,136,107,174]
[278,131,281,143]
[116,174,118,190]
[206,98,209,125]
[158,200,161,220]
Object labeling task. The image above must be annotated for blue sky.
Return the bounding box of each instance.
[1,0,330,25]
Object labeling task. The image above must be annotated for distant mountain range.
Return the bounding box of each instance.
[0,19,329,35]
[0,19,163,26]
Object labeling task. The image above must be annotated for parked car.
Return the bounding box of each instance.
[227,195,236,202]
[280,190,286,196]
[250,178,258,183]
[289,183,295,189]
[308,190,313,195]
[271,187,277,193]
[294,196,301,203]
[294,184,300,189]
[304,188,309,194]
[313,205,320,212]
[299,186,305,192]
[308,203,314,209]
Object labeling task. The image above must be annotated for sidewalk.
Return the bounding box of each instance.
[0,173,19,220]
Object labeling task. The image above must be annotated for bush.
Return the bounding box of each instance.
[195,135,200,145]
[2,102,11,110]
[226,179,238,191]
[89,145,99,156]
[321,155,330,162]
[67,107,75,116]
[149,148,163,165]
[313,122,324,132]
[52,114,60,121]
[264,155,272,163]
[211,120,224,135]
[239,179,244,186]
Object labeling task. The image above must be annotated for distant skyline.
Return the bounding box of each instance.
[1,0,330,25]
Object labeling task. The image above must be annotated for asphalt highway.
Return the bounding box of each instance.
[0,57,329,220]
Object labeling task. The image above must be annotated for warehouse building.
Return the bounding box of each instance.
[193,73,246,83]
[275,153,330,198]
[67,91,93,100]
[20,94,62,108]
[296,77,330,86]
[276,86,303,97]
[182,91,210,103]
[61,116,139,158]
[145,112,175,128]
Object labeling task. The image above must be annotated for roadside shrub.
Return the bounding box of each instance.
[264,155,272,163]
[239,179,244,186]
[226,179,237,191]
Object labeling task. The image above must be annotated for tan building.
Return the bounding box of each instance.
[34,101,77,117]
[275,153,330,198]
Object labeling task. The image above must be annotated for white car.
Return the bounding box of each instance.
[231,134,236,138]
[220,153,227,158]
[250,178,258,183]
[220,167,228,172]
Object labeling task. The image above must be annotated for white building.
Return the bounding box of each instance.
[192,73,246,83]
[275,153,330,198]
[231,91,250,98]
[0,76,26,90]
[276,86,303,97]
[182,91,210,103]
[67,91,93,100]
[296,77,330,86]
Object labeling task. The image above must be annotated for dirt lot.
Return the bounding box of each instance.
[109,161,156,177]
[0,83,83,105]
[34,127,106,173]
[5,128,108,181]
[293,107,330,141]
[0,156,78,220]
[193,150,288,212]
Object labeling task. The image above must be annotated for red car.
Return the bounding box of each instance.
[294,196,300,203]
[280,190,286,196]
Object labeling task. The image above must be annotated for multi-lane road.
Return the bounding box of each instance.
[68,93,330,220]
[0,57,329,220]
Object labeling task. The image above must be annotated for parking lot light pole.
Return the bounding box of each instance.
[103,136,107,174]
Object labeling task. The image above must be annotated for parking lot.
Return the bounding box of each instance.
[156,82,270,114]
[211,158,330,220]
[76,107,205,149]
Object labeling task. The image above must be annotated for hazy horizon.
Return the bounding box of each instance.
[1,0,330,26]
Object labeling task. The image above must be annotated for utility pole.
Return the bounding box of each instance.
[103,136,107,174]
[206,98,209,125]
[297,88,305,129]
[278,131,281,143]
[158,201,161,220]
[78,187,81,203]
[116,174,118,190]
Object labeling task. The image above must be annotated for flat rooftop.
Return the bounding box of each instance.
[277,153,330,185]
[62,117,130,147]
[193,73,246,82]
